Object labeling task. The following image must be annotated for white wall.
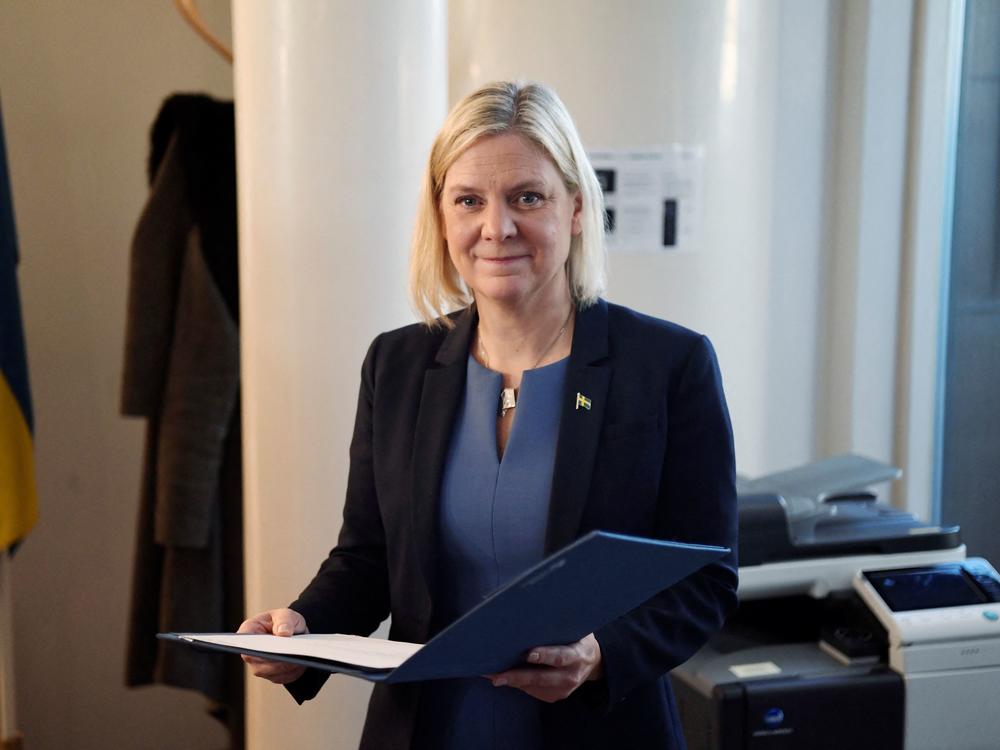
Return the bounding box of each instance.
[1,3,234,748]
[819,0,914,475]
[450,0,822,477]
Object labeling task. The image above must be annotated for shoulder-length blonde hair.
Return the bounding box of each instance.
[409,80,607,326]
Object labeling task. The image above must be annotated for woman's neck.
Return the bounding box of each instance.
[475,290,575,381]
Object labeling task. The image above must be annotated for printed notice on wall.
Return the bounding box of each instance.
[588,145,704,254]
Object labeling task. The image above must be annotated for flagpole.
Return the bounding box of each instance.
[0,92,29,750]
[0,553,21,749]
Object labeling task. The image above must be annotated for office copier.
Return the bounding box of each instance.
[672,455,1000,750]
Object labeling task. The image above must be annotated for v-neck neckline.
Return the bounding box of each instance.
[466,354,569,464]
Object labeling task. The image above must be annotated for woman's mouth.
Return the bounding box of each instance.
[479,255,529,264]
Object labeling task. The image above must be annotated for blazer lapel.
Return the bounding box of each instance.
[410,307,476,620]
[545,299,611,553]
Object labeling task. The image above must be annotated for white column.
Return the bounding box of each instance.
[231,2,446,748]
[819,1,914,489]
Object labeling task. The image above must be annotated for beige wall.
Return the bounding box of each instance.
[1,3,234,748]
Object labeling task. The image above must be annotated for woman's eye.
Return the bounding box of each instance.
[517,192,544,206]
[457,196,479,208]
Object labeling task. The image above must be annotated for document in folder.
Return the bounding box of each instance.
[158,529,728,683]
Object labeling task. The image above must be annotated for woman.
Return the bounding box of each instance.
[239,80,737,749]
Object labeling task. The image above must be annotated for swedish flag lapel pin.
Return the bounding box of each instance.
[575,392,592,411]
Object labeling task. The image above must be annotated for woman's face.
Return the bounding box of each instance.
[440,133,582,311]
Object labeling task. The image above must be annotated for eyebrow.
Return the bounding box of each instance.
[445,180,549,196]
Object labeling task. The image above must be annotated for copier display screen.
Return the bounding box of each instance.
[866,567,985,611]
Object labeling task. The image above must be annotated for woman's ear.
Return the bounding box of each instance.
[571,191,583,235]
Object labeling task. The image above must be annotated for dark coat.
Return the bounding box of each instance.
[288,298,738,749]
[121,95,244,746]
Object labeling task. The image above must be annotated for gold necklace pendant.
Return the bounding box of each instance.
[499,387,517,417]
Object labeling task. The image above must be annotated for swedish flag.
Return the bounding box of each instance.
[0,98,38,552]
[575,392,592,411]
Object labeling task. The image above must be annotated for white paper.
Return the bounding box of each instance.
[728,661,782,678]
[177,633,423,670]
[588,145,704,254]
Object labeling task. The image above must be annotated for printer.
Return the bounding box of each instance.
[671,455,1000,750]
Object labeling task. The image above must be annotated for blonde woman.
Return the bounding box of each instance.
[240,80,737,750]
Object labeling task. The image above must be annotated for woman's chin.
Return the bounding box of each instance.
[471,280,533,307]
[471,272,569,311]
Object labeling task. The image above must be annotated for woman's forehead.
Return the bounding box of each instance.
[444,133,560,189]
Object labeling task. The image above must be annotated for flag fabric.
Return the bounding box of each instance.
[0,97,38,551]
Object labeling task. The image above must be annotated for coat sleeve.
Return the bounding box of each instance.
[285,336,392,703]
[592,334,738,709]
[121,133,190,418]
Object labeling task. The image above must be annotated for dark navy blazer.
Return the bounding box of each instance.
[287,298,738,750]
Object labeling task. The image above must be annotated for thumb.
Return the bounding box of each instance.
[272,608,306,637]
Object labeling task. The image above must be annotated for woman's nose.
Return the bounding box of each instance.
[481,202,517,242]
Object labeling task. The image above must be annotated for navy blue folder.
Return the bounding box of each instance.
[159,530,728,683]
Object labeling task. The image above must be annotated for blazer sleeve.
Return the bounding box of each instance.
[592,334,738,709]
[284,336,393,703]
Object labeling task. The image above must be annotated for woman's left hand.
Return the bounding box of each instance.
[485,633,603,703]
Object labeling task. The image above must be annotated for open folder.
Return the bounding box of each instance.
[159,530,728,683]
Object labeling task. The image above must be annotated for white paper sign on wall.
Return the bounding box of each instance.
[588,145,704,254]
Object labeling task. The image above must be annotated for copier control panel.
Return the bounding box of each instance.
[855,559,1000,647]
[854,558,1000,749]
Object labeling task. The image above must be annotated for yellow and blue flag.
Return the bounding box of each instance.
[0,98,38,552]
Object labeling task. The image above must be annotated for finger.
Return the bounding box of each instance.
[241,655,275,666]
[492,667,571,690]
[527,646,578,669]
[492,670,578,704]
[242,654,288,670]
[256,662,301,679]
[252,662,305,684]
[242,654,304,678]
[265,669,306,685]
[237,611,274,634]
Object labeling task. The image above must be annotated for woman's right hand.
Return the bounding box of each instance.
[237,608,309,684]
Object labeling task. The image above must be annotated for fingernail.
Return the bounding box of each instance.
[276,624,291,635]
[494,678,508,687]
[528,651,540,662]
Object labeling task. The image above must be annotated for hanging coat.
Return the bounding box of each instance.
[121,94,244,747]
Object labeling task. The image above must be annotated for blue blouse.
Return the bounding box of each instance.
[416,353,568,749]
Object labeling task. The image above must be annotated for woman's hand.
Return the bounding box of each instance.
[486,633,603,703]
[237,608,309,684]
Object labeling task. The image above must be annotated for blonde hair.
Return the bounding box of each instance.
[409,80,607,326]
